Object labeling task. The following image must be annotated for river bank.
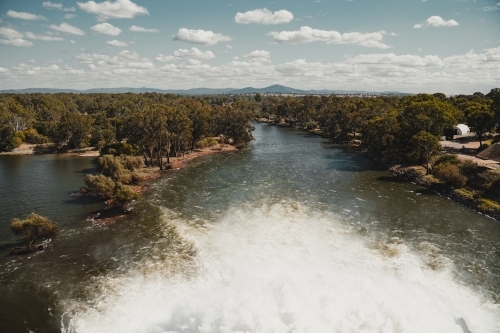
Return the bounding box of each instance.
[0,143,101,156]
[90,144,237,226]
[257,120,500,222]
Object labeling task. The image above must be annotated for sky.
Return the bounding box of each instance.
[0,0,499,94]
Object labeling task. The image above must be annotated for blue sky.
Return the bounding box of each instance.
[0,0,499,94]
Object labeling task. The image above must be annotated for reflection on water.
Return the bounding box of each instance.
[0,124,499,333]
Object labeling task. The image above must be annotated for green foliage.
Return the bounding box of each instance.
[11,213,58,248]
[23,128,48,144]
[432,162,468,188]
[0,125,19,152]
[82,174,116,198]
[97,155,132,184]
[55,112,94,149]
[113,183,140,206]
[409,131,441,174]
[195,137,218,148]
[304,120,318,130]
[433,154,460,167]
[100,142,136,156]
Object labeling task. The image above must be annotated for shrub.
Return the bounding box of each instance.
[305,121,318,131]
[11,213,58,248]
[195,137,218,148]
[23,128,48,144]
[100,142,135,156]
[81,174,116,198]
[432,162,468,188]
[14,131,25,142]
[113,183,139,206]
[120,155,143,171]
[98,155,132,184]
[459,159,479,177]
[433,154,460,167]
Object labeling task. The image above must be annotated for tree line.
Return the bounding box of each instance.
[256,89,500,169]
[0,92,256,165]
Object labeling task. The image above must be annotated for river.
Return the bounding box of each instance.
[0,123,499,333]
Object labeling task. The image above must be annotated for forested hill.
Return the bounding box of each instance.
[0,85,410,96]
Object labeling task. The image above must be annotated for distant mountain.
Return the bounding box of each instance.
[0,85,411,96]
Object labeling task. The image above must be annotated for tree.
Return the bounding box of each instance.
[467,102,494,148]
[11,213,58,249]
[409,130,441,174]
[55,112,94,149]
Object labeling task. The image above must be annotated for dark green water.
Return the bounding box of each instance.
[0,124,499,333]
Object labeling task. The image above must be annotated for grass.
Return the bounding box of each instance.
[478,198,500,212]
[453,188,474,200]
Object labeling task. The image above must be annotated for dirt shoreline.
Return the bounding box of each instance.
[90,144,237,226]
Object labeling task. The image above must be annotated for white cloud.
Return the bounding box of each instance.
[25,32,64,41]
[0,38,33,47]
[70,40,76,44]
[0,27,24,39]
[268,26,390,48]
[91,23,122,36]
[480,3,500,11]
[156,47,216,62]
[1,47,499,94]
[42,1,76,11]
[77,0,149,21]
[0,67,9,73]
[107,39,128,46]
[6,10,47,20]
[129,25,159,33]
[414,16,459,29]
[173,28,232,45]
[63,14,77,19]
[49,23,85,35]
[235,8,293,25]
[0,27,33,47]
[226,45,233,49]
[245,50,271,62]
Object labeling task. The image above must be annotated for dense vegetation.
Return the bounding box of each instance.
[0,92,256,158]
[257,89,500,165]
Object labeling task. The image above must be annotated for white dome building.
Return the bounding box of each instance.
[454,124,470,136]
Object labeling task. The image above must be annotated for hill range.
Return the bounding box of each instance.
[0,84,411,96]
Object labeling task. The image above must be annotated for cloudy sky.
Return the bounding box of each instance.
[0,0,499,94]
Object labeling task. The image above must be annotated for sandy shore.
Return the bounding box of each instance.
[0,143,100,156]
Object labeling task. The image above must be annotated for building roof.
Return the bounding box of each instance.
[455,124,470,134]
[476,143,500,162]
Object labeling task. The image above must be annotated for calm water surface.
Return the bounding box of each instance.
[0,124,499,333]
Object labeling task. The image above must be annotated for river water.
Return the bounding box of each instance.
[0,123,499,333]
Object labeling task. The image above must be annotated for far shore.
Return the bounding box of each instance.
[0,143,101,157]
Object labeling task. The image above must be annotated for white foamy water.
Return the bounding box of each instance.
[62,202,499,333]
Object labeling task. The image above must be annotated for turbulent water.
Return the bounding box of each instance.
[1,124,499,333]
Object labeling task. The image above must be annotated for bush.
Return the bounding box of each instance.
[304,121,318,131]
[23,128,48,144]
[433,154,460,167]
[81,174,116,198]
[195,137,218,148]
[432,162,468,188]
[14,131,25,142]
[113,183,139,206]
[120,155,143,171]
[0,124,22,151]
[100,142,135,156]
[98,155,132,184]
[460,159,479,177]
[11,213,58,248]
